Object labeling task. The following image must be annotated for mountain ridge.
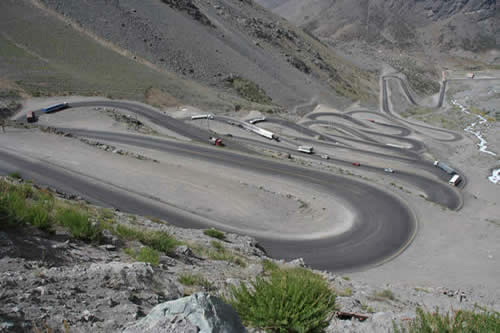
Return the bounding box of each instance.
[256,0,498,57]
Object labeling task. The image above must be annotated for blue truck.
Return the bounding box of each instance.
[43,102,69,113]
[433,160,456,175]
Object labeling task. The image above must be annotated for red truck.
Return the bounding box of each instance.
[26,111,37,123]
[209,137,223,146]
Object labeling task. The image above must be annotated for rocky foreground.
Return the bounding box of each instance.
[0,179,496,332]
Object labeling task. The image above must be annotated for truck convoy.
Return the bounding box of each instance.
[434,161,461,186]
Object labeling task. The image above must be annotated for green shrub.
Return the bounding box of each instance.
[203,228,226,240]
[207,241,247,267]
[338,287,353,297]
[395,307,500,333]
[27,203,52,231]
[211,240,225,251]
[125,247,160,266]
[147,231,180,254]
[228,76,272,104]
[0,190,28,227]
[8,172,22,180]
[229,267,337,332]
[115,225,180,255]
[56,208,101,242]
[115,224,143,240]
[19,184,34,199]
[178,273,214,290]
[0,182,53,230]
[262,259,279,274]
[374,289,395,301]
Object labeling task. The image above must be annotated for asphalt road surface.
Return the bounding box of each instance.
[5,88,465,271]
[0,130,417,271]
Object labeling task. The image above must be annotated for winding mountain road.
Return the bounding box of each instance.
[4,73,468,271]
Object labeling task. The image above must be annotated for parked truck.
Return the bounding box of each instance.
[433,160,456,175]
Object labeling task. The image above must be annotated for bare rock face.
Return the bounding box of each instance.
[256,0,497,54]
[122,292,247,333]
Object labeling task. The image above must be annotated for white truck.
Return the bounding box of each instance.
[297,146,314,154]
[448,174,461,186]
[248,117,266,124]
[191,114,214,120]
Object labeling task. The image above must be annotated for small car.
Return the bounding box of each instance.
[352,162,360,166]
[320,154,330,160]
[384,168,394,173]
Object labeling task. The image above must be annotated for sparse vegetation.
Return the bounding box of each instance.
[125,246,160,266]
[400,107,434,119]
[394,307,500,333]
[0,179,184,254]
[0,179,102,242]
[338,287,353,297]
[361,303,375,313]
[8,172,22,180]
[115,225,180,255]
[178,273,214,290]
[226,76,272,104]
[56,208,102,242]
[228,267,337,332]
[388,57,440,96]
[298,199,309,209]
[373,289,396,301]
[414,287,431,293]
[190,240,247,267]
[262,259,279,274]
[203,228,226,240]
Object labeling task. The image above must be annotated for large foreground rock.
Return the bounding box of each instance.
[122,292,247,333]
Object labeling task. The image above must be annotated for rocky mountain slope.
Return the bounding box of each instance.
[1,176,498,332]
[256,0,498,63]
[33,0,376,110]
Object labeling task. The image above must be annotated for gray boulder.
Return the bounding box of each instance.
[122,292,247,333]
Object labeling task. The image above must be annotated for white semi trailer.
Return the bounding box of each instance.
[297,146,314,154]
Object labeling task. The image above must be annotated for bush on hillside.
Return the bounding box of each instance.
[56,208,102,242]
[203,228,226,240]
[228,267,337,332]
[394,307,500,333]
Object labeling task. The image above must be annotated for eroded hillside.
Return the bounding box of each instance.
[34,0,376,110]
[257,0,498,62]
